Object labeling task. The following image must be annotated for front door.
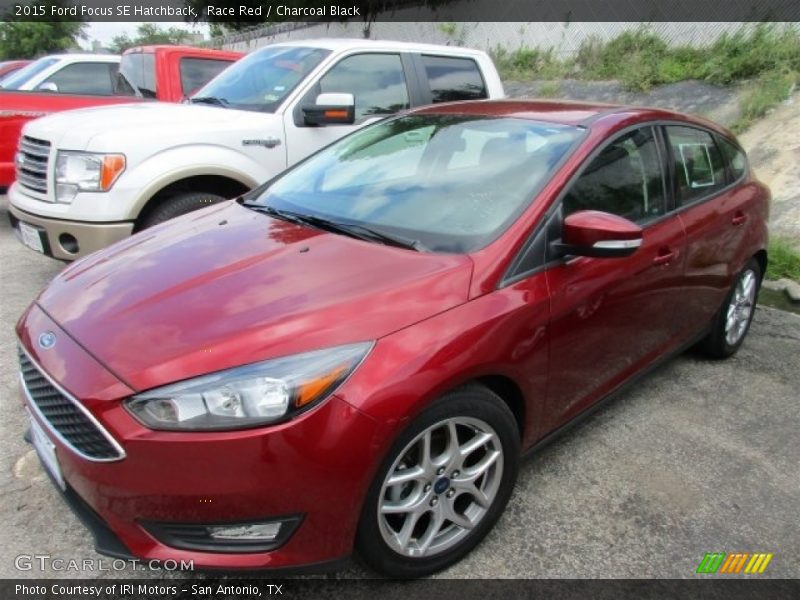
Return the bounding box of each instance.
[283,52,412,166]
[544,126,688,430]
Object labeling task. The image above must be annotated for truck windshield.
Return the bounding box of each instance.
[0,57,58,89]
[249,114,584,253]
[190,46,330,112]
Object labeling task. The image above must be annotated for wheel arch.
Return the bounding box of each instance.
[134,173,254,232]
[473,375,526,440]
[753,248,768,281]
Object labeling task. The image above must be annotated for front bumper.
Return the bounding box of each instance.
[8,203,133,260]
[17,304,384,570]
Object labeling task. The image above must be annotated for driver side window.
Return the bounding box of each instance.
[318,53,410,122]
[563,127,666,224]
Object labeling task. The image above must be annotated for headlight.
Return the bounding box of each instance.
[55,151,125,203]
[125,342,372,431]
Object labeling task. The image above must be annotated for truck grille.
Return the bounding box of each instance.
[18,346,124,461]
[16,136,51,194]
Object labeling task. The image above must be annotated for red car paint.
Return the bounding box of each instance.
[0,46,242,188]
[0,60,30,80]
[16,100,769,570]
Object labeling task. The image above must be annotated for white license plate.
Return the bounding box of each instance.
[19,221,45,254]
[27,409,65,490]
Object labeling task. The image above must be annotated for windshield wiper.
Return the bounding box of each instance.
[243,204,427,252]
[190,96,230,107]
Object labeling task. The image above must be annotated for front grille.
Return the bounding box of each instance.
[18,347,124,461]
[16,136,51,194]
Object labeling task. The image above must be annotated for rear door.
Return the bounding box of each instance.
[663,125,752,338]
[543,125,688,429]
[412,54,489,104]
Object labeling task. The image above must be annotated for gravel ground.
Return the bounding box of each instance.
[504,79,743,127]
[1,189,799,581]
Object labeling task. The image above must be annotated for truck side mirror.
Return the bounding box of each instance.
[37,81,59,93]
[303,93,355,126]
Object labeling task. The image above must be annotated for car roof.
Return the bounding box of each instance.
[412,99,734,138]
[34,53,120,62]
[272,38,488,57]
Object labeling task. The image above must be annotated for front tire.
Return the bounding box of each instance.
[700,258,761,358]
[356,385,520,578]
[140,191,226,229]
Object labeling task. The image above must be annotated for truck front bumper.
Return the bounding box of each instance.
[8,203,133,260]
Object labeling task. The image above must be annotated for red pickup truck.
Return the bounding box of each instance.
[0,45,242,190]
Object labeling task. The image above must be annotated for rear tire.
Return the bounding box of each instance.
[356,385,520,578]
[699,258,761,358]
[140,191,226,229]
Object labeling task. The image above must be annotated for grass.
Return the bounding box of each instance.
[536,81,562,98]
[490,24,800,129]
[766,237,800,282]
[731,71,796,132]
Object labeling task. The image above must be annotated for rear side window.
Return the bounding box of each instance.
[319,53,409,122]
[180,58,231,96]
[665,126,727,206]
[116,52,157,98]
[40,62,117,95]
[422,55,487,103]
[717,136,747,181]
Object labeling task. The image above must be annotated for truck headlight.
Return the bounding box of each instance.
[125,342,372,431]
[55,151,125,203]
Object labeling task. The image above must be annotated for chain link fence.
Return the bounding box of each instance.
[210,16,785,56]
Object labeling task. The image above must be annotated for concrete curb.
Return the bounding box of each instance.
[763,278,800,304]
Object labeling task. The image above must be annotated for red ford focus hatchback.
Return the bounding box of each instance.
[16,100,768,577]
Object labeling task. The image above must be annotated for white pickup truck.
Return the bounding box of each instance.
[8,39,504,259]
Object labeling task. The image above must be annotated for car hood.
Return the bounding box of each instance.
[25,102,268,151]
[36,201,473,392]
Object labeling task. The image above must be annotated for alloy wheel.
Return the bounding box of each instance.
[377,416,503,558]
[725,268,757,346]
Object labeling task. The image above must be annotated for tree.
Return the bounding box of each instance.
[0,1,87,59]
[108,24,192,54]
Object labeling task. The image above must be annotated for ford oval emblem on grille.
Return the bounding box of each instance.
[38,331,56,349]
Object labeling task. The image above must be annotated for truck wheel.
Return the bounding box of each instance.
[140,191,226,229]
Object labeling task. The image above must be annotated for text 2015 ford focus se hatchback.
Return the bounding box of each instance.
[16,100,768,577]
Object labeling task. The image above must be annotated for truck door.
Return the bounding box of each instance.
[283,52,413,166]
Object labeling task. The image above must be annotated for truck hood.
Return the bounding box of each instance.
[36,201,473,392]
[25,102,270,151]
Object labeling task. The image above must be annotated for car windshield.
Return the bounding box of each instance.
[0,57,58,89]
[190,46,330,112]
[249,114,583,253]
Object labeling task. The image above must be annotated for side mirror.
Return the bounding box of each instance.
[554,210,643,258]
[37,81,58,93]
[302,93,355,126]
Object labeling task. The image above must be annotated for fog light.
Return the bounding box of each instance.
[58,233,79,255]
[208,521,281,541]
[141,515,302,553]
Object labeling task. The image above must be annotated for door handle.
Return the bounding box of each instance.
[653,248,676,266]
[732,212,747,226]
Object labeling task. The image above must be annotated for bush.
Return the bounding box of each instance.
[493,24,800,123]
[766,237,800,282]
[490,45,565,80]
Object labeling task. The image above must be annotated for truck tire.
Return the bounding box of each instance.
[140,191,226,229]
